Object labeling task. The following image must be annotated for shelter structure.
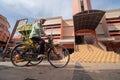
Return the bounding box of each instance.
[73,10,105,45]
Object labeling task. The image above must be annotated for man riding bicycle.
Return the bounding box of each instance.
[29,18,46,55]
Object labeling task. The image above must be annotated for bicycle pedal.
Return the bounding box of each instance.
[29,57,39,61]
[32,59,39,61]
[38,57,43,60]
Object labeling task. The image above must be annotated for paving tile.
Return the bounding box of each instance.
[70,44,120,63]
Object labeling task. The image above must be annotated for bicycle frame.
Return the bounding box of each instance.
[21,34,56,55]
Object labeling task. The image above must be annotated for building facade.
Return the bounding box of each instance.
[0,15,10,49]
[72,0,120,52]
[43,0,120,51]
[103,9,120,51]
[72,0,92,15]
[43,17,74,49]
[12,0,120,52]
[106,9,120,39]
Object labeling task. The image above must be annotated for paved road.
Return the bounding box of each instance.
[0,61,120,80]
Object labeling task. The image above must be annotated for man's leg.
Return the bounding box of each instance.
[39,38,45,54]
[31,37,45,54]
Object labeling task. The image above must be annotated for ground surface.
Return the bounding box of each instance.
[0,61,120,80]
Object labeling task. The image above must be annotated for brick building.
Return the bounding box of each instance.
[0,15,10,49]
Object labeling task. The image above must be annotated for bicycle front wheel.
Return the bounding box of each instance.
[48,45,70,68]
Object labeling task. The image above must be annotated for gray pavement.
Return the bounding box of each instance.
[0,61,120,80]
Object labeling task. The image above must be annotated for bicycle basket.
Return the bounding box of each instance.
[17,24,32,37]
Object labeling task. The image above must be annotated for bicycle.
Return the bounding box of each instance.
[10,34,70,68]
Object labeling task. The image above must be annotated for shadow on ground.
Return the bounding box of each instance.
[72,62,93,80]
[72,62,120,80]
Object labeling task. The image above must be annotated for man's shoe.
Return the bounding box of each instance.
[37,54,45,58]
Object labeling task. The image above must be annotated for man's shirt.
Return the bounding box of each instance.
[29,22,44,38]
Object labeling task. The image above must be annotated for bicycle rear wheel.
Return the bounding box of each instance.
[48,45,70,68]
[10,44,30,67]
